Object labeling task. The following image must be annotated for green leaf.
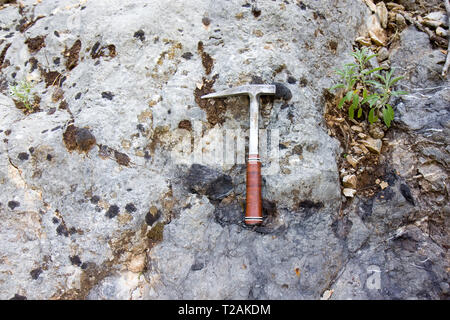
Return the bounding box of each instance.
[389,76,404,87]
[349,94,359,119]
[365,54,377,62]
[391,90,408,96]
[338,97,346,109]
[382,107,393,127]
[364,67,383,76]
[357,107,363,118]
[330,83,345,91]
[345,90,354,102]
[368,108,378,124]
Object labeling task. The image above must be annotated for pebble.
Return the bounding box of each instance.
[342,174,357,189]
[346,155,358,168]
[436,27,448,37]
[343,188,357,197]
[361,137,382,154]
[367,14,387,46]
[376,2,388,29]
[377,47,389,62]
[356,36,372,47]
[369,125,385,139]
[396,13,407,29]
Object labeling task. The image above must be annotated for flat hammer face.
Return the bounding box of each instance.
[202,84,276,225]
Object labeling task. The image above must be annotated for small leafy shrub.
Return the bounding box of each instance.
[9,80,34,111]
[330,48,407,128]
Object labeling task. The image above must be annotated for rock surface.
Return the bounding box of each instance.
[0,0,448,300]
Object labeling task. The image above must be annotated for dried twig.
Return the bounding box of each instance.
[442,0,450,77]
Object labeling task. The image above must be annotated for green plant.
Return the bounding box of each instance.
[9,79,34,111]
[330,48,407,128]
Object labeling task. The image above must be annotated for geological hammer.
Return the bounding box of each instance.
[202,84,276,225]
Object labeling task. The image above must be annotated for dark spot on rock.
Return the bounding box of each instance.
[328,40,338,54]
[144,151,151,160]
[101,91,114,100]
[331,217,353,240]
[181,52,193,60]
[287,76,297,84]
[64,39,81,70]
[54,30,60,37]
[52,217,59,224]
[133,30,145,42]
[292,144,303,155]
[273,82,292,101]
[46,154,53,161]
[137,124,145,132]
[145,208,161,226]
[5,32,14,38]
[279,143,288,149]
[28,147,34,153]
[30,268,42,280]
[299,77,308,87]
[10,294,27,300]
[242,3,251,7]
[250,75,264,84]
[11,72,16,78]
[297,1,307,10]
[25,35,46,53]
[63,124,96,153]
[51,126,61,132]
[298,200,323,219]
[80,263,88,270]
[5,129,11,136]
[91,42,116,59]
[105,205,119,219]
[18,152,29,160]
[178,120,192,131]
[53,57,60,65]
[313,11,326,20]
[186,164,233,201]
[69,227,77,235]
[28,57,38,72]
[90,195,100,204]
[252,6,261,18]
[114,150,130,166]
[191,262,204,271]
[69,255,82,267]
[197,41,214,75]
[202,17,211,26]
[262,199,277,218]
[56,224,69,237]
[74,92,81,100]
[400,183,415,206]
[214,200,242,226]
[167,109,171,114]
[125,203,137,213]
[58,100,68,110]
[8,200,20,210]
[80,6,86,10]
[46,107,56,115]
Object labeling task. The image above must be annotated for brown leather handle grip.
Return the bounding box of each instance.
[245,155,262,225]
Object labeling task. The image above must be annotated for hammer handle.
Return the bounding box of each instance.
[245,155,262,225]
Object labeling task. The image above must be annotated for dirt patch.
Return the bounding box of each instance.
[0,43,11,69]
[13,93,40,114]
[63,124,96,153]
[41,69,63,87]
[194,75,228,126]
[178,120,192,131]
[324,90,389,198]
[114,150,130,166]
[197,41,214,75]
[18,15,45,33]
[64,39,81,70]
[25,36,46,53]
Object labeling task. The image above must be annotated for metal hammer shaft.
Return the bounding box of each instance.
[245,95,263,224]
[201,84,275,225]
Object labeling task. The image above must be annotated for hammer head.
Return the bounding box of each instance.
[201,84,276,99]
